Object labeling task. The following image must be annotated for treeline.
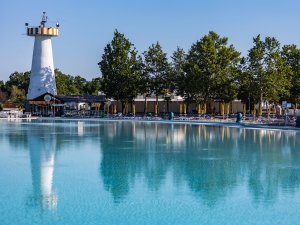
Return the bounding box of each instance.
[99,30,300,111]
[1,30,300,111]
[0,69,102,108]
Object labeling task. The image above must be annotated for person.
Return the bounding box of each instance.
[276,105,282,116]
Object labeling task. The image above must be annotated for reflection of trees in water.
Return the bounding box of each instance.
[99,122,300,205]
[3,121,300,206]
[1,122,28,150]
[239,129,300,204]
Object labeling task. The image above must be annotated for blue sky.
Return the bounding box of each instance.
[0,0,299,81]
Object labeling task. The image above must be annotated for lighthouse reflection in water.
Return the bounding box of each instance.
[27,124,57,209]
[1,120,300,225]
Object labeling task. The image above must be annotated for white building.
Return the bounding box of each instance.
[26,12,59,100]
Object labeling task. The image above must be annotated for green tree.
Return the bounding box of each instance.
[99,30,142,111]
[184,31,240,107]
[237,57,254,108]
[0,80,4,90]
[10,85,26,105]
[5,71,30,95]
[73,75,87,95]
[84,77,102,95]
[143,42,171,111]
[281,44,300,105]
[55,69,80,95]
[0,80,7,103]
[242,35,291,105]
[172,47,187,97]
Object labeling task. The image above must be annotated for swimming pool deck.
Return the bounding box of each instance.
[1,116,299,132]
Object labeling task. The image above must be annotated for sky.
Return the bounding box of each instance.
[0,0,300,81]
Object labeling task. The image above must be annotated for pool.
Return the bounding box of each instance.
[0,119,300,225]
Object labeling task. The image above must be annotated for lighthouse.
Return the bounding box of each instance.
[26,12,59,100]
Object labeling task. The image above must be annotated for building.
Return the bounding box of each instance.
[27,93,105,117]
[26,12,58,100]
[25,13,106,116]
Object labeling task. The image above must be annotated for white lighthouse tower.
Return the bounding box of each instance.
[26,12,59,100]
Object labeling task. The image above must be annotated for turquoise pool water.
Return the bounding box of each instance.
[0,119,300,225]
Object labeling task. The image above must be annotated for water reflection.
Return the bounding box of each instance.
[26,124,58,210]
[2,120,300,208]
[1,121,98,211]
[99,122,300,205]
[22,121,103,210]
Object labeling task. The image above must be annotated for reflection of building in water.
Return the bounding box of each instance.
[28,126,57,209]
[77,121,85,136]
[133,122,186,147]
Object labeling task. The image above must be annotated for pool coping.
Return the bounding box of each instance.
[1,117,299,132]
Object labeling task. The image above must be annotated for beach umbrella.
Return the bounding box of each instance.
[132,103,136,115]
[259,103,262,116]
[226,103,230,115]
[197,103,201,115]
[114,104,117,114]
[221,102,225,116]
[267,104,271,117]
[203,103,207,114]
[243,104,246,115]
[155,103,158,115]
[179,103,182,114]
[183,103,187,114]
[253,104,256,116]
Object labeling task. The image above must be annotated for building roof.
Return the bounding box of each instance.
[56,94,105,103]
[29,93,106,104]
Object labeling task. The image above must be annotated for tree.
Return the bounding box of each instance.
[237,57,254,107]
[0,90,8,103]
[172,47,187,97]
[84,77,102,95]
[0,80,4,90]
[281,44,300,105]
[73,75,87,95]
[5,71,30,95]
[99,30,142,111]
[143,42,171,112]
[55,69,80,95]
[242,35,291,105]
[10,85,26,106]
[0,80,7,103]
[184,31,240,107]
